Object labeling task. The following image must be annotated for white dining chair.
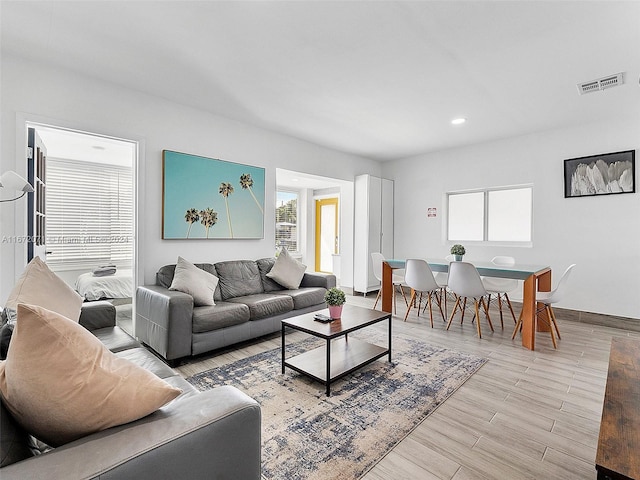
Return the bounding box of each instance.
[371,252,408,314]
[482,256,518,328]
[402,259,445,327]
[434,254,454,319]
[512,264,576,349]
[446,261,494,338]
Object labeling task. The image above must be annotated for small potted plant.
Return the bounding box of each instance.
[324,287,346,319]
[450,244,466,261]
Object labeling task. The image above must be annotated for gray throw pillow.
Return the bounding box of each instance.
[266,248,307,290]
[169,256,219,306]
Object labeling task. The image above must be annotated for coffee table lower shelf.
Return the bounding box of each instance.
[283,337,388,396]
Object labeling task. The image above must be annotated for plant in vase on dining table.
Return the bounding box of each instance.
[450,244,466,261]
[325,287,346,319]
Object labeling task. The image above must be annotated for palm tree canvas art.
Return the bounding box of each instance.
[162,150,265,239]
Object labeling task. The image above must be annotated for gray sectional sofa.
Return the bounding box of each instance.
[136,257,336,365]
[0,301,261,479]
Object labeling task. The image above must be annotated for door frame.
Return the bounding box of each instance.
[314,197,339,273]
[13,113,143,294]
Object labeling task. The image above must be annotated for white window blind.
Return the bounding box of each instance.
[46,158,133,270]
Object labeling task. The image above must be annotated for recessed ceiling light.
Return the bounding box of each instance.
[92,145,106,150]
[451,118,466,125]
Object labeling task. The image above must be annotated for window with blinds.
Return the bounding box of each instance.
[46,158,133,270]
[275,190,298,253]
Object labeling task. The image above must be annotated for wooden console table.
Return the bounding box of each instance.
[595,337,640,480]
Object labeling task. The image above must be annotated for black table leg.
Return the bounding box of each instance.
[326,338,331,396]
[388,315,392,362]
[281,323,286,374]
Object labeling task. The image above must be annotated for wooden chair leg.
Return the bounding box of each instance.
[481,297,494,332]
[548,305,561,339]
[503,293,517,324]
[545,306,557,348]
[441,287,447,320]
[393,285,397,315]
[447,297,461,330]
[427,292,434,328]
[373,289,381,310]
[403,291,417,322]
[474,299,482,338]
[497,293,504,329]
[398,285,409,307]
[512,310,523,340]
[461,297,467,324]
[434,290,445,320]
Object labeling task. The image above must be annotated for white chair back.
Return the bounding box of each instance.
[447,261,487,298]
[405,259,439,293]
[370,252,384,283]
[544,264,576,304]
[491,256,515,266]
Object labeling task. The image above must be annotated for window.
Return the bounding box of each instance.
[447,186,532,243]
[46,158,133,270]
[276,190,299,252]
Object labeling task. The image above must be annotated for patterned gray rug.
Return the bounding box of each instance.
[187,333,486,480]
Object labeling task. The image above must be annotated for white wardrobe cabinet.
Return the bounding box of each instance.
[353,174,394,294]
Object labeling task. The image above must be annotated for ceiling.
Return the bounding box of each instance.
[2,1,639,162]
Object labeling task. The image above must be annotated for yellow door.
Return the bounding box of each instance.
[315,198,339,273]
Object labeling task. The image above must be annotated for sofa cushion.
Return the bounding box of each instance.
[4,256,83,322]
[266,248,307,290]
[115,347,177,380]
[92,326,141,353]
[227,294,294,320]
[256,257,284,292]
[0,398,36,467]
[192,302,250,333]
[0,324,13,361]
[0,304,181,447]
[215,260,264,300]
[169,257,219,306]
[273,287,328,310]
[157,263,222,301]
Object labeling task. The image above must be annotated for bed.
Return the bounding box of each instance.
[75,269,134,301]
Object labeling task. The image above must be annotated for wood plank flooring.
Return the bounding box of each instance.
[176,293,639,480]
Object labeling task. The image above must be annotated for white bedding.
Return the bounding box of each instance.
[75,269,133,301]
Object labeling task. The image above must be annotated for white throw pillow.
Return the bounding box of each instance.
[4,256,83,322]
[0,304,181,447]
[266,248,307,290]
[169,256,218,306]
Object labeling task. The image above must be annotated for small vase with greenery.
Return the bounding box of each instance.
[324,287,346,319]
[450,244,466,261]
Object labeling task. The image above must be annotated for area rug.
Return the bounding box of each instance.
[187,333,486,480]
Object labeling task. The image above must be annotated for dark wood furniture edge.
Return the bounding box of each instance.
[595,337,640,480]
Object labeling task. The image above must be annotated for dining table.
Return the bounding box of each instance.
[382,259,552,350]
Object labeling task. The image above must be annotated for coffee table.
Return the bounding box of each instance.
[281,304,392,396]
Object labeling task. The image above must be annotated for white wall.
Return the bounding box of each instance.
[383,119,640,319]
[0,55,381,300]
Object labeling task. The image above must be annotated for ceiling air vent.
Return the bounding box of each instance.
[577,73,624,95]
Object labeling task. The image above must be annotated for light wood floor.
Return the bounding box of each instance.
[176,293,639,480]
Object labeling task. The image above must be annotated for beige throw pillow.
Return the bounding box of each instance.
[4,256,83,322]
[169,256,218,306]
[266,248,307,290]
[0,304,181,447]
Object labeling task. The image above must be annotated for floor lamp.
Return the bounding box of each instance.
[0,171,34,202]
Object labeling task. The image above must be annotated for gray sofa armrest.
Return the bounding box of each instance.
[79,301,116,331]
[300,272,336,289]
[135,285,194,362]
[0,386,261,480]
